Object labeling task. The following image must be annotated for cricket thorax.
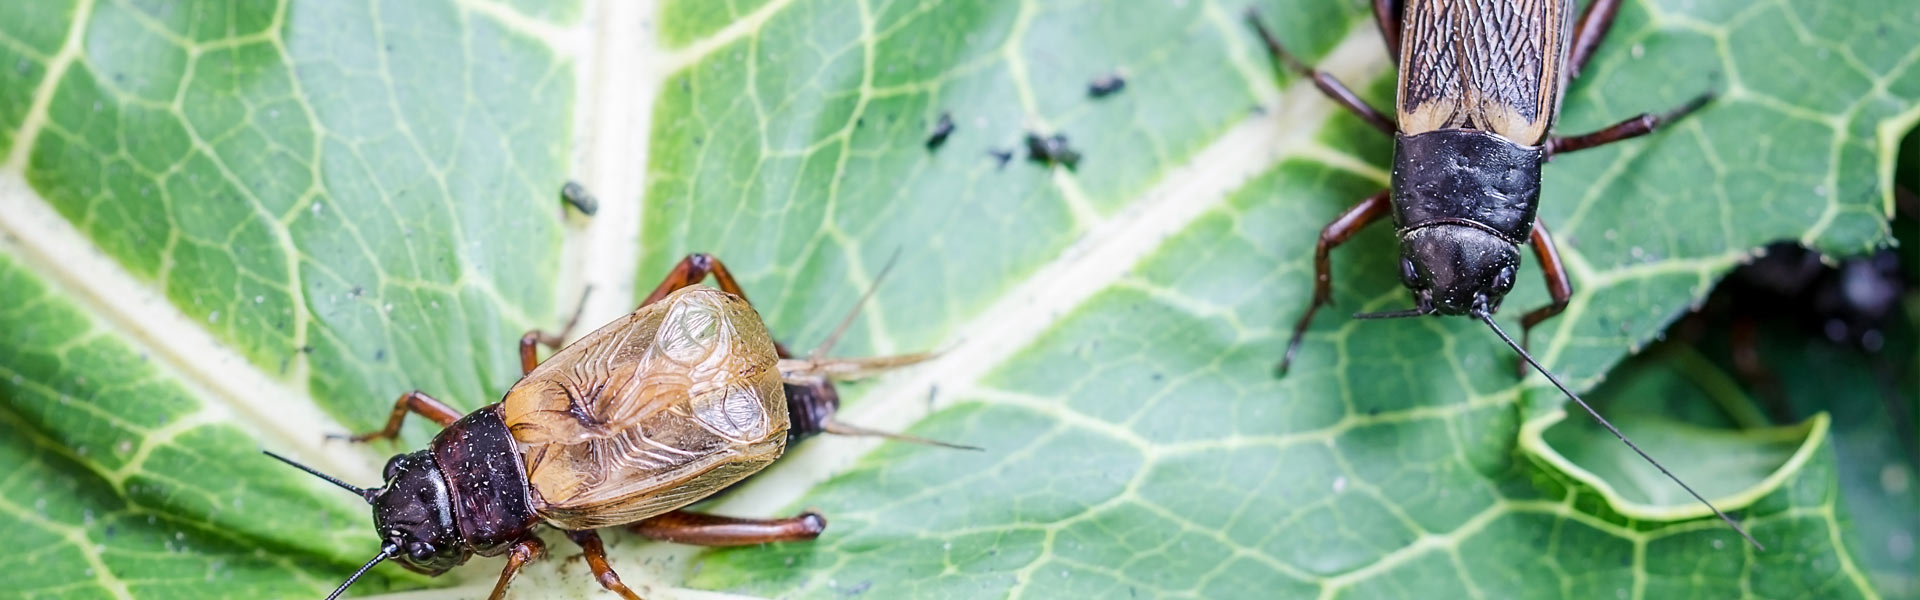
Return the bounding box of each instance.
[1390,130,1545,243]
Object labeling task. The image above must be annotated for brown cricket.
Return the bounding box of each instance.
[265,253,970,599]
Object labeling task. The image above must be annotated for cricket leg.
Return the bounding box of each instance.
[337,391,462,442]
[1548,92,1712,156]
[1567,0,1625,80]
[1372,0,1403,60]
[1516,221,1574,378]
[566,530,641,600]
[485,536,546,600]
[1278,190,1393,375]
[1245,8,1398,135]
[520,288,593,374]
[630,510,829,546]
[641,253,753,306]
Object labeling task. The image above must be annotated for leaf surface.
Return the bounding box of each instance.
[0,0,1915,598]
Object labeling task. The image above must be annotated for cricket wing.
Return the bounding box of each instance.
[501,285,782,446]
[1397,0,1570,144]
[523,363,790,529]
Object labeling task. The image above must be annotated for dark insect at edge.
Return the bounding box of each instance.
[1247,1,1759,549]
[265,253,975,600]
[926,112,956,150]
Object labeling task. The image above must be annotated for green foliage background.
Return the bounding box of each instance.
[0,0,1913,598]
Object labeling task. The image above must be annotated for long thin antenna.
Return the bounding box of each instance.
[1353,307,1428,320]
[810,249,904,362]
[326,543,397,600]
[1477,313,1763,550]
[823,420,984,451]
[262,450,376,503]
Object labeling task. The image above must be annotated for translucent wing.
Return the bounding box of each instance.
[1397,0,1570,143]
[501,285,792,527]
[522,370,788,528]
[501,285,780,445]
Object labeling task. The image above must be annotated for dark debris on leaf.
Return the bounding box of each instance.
[988,148,1014,169]
[560,180,598,216]
[925,112,955,150]
[1088,72,1126,98]
[1025,132,1081,170]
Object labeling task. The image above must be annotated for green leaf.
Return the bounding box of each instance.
[0,1,1913,599]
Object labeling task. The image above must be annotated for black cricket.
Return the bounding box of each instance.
[1249,0,1759,549]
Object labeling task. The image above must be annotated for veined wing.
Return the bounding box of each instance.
[501,285,783,446]
[522,369,789,529]
[1397,0,1571,144]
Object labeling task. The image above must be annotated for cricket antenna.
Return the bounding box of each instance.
[823,419,983,451]
[810,248,904,362]
[326,543,397,600]
[1353,307,1429,320]
[1475,312,1763,550]
[263,450,378,504]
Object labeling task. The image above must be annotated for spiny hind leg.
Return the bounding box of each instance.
[566,530,641,600]
[335,391,461,443]
[485,536,546,600]
[630,510,827,546]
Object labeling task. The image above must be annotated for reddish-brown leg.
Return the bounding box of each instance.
[642,253,753,306]
[1515,221,1574,377]
[631,510,828,546]
[1567,0,1624,80]
[639,253,797,358]
[1246,9,1398,135]
[519,288,594,375]
[1372,0,1403,61]
[1548,92,1712,156]
[566,530,641,600]
[1279,190,1393,375]
[485,536,547,600]
[338,391,462,442]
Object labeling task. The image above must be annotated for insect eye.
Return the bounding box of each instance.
[1493,265,1516,291]
[1399,257,1419,286]
[382,456,405,480]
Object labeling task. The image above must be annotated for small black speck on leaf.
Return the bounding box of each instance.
[988,148,1014,169]
[925,112,955,150]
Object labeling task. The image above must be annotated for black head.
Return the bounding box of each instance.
[368,451,468,575]
[262,450,469,600]
[1396,225,1520,316]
